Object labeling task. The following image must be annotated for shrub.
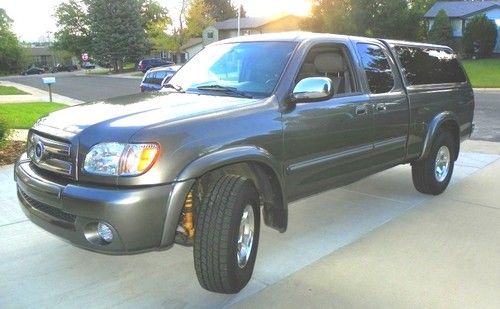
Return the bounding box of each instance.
[463,14,498,58]
[0,117,11,149]
[428,9,455,48]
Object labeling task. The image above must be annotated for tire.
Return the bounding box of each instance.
[412,131,456,195]
[194,175,260,294]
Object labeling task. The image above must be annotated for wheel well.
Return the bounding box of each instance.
[439,120,460,161]
[196,161,287,232]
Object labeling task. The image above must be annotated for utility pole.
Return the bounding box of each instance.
[237,0,241,36]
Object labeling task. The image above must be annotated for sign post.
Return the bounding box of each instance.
[42,77,56,103]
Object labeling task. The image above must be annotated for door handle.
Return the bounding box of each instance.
[376,103,387,111]
[355,105,368,115]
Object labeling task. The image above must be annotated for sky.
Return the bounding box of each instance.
[0,0,312,42]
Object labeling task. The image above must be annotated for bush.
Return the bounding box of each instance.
[463,14,498,58]
[428,9,454,48]
[0,117,11,149]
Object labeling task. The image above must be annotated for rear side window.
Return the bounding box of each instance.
[394,46,467,85]
[356,43,395,94]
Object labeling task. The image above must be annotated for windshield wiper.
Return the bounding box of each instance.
[196,85,253,99]
[163,83,185,93]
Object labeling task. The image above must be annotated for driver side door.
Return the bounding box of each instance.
[282,42,374,201]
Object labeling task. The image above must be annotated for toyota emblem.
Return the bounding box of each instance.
[34,141,45,162]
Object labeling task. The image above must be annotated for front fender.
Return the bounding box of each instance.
[176,146,283,183]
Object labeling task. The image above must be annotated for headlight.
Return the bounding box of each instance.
[83,143,159,176]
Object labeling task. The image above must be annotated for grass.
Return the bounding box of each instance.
[0,85,28,95]
[461,58,500,88]
[0,102,67,129]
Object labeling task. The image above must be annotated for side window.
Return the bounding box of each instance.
[356,43,395,94]
[144,72,154,83]
[207,31,214,39]
[295,44,355,96]
[394,46,466,85]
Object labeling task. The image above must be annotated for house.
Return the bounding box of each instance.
[424,1,500,54]
[207,15,303,40]
[182,15,303,61]
[27,47,56,67]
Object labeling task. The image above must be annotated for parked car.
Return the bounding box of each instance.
[140,65,181,92]
[51,64,76,73]
[21,67,45,75]
[137,58,175,73]
[15,33,474,294]
[81,62,96,69]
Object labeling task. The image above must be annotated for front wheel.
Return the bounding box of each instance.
[412,131,456,195]
[194,175,260,294]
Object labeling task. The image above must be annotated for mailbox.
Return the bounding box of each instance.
[42,77,56,85]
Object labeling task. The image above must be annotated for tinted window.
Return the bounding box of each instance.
[394,46,467,85]
[356,43,395,94]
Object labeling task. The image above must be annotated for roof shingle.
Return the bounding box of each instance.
[424,1,500,18]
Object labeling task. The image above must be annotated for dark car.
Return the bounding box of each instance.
[140,65,181,92]
[137,58,175,73]
[51,64,76,73]
[81,62,96,69]
[15,33,474,294]
[21,67,45,75]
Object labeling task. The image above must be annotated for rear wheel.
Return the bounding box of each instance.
[412,131,455,195]
[194,175,260,294]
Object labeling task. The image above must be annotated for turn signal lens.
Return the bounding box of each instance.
[120,144,159,176]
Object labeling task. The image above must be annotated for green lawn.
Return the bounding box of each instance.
[0,102,66,129]
[461,58,500,88]
[0,85,28,95]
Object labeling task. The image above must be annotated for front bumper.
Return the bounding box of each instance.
[14,155,194,254]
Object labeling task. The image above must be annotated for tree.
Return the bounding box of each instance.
[463,14,498,58]
[0,9,27,74]
[300,0,356,34]
[351,0,421,40]
[85,0,147,71]
[205,0,239,21]
[428,9,454,47]
[53,0,92,58]
[186,0,215,38]
[139,0,172,53]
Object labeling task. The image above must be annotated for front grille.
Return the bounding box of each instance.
[27,133,74,178]
[19,188,76,224]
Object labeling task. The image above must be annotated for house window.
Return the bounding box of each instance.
[207,31,214,39]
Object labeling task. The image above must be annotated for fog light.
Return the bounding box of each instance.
[97,222,113,243]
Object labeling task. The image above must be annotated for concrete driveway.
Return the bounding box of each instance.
[1,141,499,308]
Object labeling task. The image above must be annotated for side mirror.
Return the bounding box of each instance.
[290,77,333,103]
[161,75,173,87]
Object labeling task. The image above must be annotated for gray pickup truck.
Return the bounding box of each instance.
[15,32,474,293]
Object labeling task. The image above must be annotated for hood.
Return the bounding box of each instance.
[35,92,262,135]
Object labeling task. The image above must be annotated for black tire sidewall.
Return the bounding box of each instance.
[226,181,260,290]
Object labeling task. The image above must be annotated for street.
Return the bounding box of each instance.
[0,71,140,102]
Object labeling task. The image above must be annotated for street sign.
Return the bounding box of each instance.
[81,53,89,61]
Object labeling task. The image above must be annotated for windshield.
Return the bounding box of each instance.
[169,41,297,98]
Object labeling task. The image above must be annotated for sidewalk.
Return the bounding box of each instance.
[235,141,500,309]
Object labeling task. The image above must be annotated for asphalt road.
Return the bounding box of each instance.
[472,89,500,142]
[0,71,140,102]
[1,72,498,142]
